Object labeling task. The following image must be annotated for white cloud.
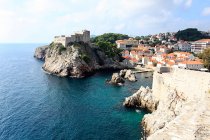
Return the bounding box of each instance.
[202,7,210,16]
[173,0,192,7]
[0,0,209,43]
[185,0,192,7]
[173,0,184,5]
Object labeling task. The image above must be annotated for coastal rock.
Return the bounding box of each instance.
[128,73,136,82]
[35,42,128,78]
[34,45,48,60]
[136,69,210,140]
[119,69,127,77]
[141,89,187,136]
[108,73,125,85]
[123,86,158,112]
[124,70,137,82]
[124,70,132,79]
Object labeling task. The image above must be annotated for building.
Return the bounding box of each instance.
[116,38,139,49]
[191,39,210,54]
[155,45,169,53]
[173,41,191,51]
[178,60,204,70]
[142,57,149,65]
[53,30,90,47]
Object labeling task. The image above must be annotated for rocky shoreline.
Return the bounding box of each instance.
[34,43,210,139]
[123,86,158,112]
[34,45,48,60]
[107,69,137,85]
[34,43,130,78]
[123,69,210,139]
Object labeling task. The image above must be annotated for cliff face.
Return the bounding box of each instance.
[34,43,127,78]
[123,86,158,112]
[34,45,48,60]
[124,68,210,139]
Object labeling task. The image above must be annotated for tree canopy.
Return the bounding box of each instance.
[175,28,210,41]
[198,48,210,71]
[91,33,128,58]
[91,33,129,44]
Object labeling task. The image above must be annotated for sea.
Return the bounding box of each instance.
[0,44,152,140]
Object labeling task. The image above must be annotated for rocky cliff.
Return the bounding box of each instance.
[34,45,48,60]
[124,68,210,140]
[123,86,158,112]
[34,43,127,78]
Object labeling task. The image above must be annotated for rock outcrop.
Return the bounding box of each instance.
[34,43,128,78]
[124,68,210,139]
[142,89,187,136]
[127,73,136,82]
[108,73,125,85]
[119,69,127,77]
[108,69,137,85]
[123,86,158,112]
[34,45,48,60]
[124,70,137,82]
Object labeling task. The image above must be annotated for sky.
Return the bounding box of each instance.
[0,0,210,43]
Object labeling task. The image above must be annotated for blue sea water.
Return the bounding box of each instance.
[0,44,152,140]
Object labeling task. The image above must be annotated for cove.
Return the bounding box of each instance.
[0,44,152,140]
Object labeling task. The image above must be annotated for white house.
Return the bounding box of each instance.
[116,38,139,49]
[191,39,210,54]
[176,41,191,51]
[142,57,149,65]
[178,60,204,70]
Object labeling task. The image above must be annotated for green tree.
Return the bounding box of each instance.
[200,48,210,70]
[91,33,127,58]
[92,33,129,44]
[135,36,141,40]
[96,41,122,58]
[175,28,210,41]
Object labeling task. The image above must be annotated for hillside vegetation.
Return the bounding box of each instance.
[175,28,210,41]
[91,33,129,58]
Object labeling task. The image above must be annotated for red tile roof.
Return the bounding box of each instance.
[195,39,210,43]
[180,60,203,65]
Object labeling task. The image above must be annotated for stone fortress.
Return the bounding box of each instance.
[53,30,90,47]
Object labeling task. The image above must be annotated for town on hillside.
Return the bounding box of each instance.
[53,28,210,72]
[116,29,210,72]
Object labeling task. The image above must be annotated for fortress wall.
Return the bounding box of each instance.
[152,68,210,101]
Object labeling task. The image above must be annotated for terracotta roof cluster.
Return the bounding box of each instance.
[179,60,203,65]
[195,39,210,43]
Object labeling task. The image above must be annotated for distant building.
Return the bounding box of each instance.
[53,30,90,47]
[191,39,210,54]
[155,45,169,53]
[142,57,149,65]
[116,38,139,49]
[178,60,204,70]
[173,41,191,51]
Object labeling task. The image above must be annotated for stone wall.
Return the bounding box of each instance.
[53,30,90,47]
[152,68,210,101]
[143,68,210,139]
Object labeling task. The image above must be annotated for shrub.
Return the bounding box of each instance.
[58,45,66,54]
[153,62,157,67]
[49,42,55,48]
[80,54,90,64]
